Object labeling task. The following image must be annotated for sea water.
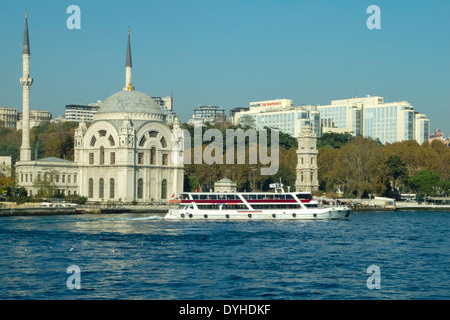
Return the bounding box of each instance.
[0,211,448,300]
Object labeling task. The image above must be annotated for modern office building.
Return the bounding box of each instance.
[414,113,430,145]
[232,99,321,137]
[152,96,178,125]
[229,106,249,123]
[317,96,367,136]
[65,102,102,122]
[317,95,430,144]
[189,105,227,124]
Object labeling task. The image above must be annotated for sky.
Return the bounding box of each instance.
[1,0,449,137]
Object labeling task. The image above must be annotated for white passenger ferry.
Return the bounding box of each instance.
[165,187,351,221]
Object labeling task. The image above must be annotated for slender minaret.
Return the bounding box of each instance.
[123,28,134,91]
[20,11,33,162]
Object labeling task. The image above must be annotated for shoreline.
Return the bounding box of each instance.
[0,204,170,217]
[1,203,449,217]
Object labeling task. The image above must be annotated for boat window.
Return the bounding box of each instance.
[248,194,257,200]
[223,204,247,210]
[296,193,312,200]
[257,194,265,199]
[200,195,208,200]
[242,194,249,199]
[209,195,217,200]
[251,204,301,209]
[191,194,199,200]
[278,195,286,200]
[285,194,294,200]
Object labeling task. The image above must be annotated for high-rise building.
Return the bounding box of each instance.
[65,103,101,122]
[414,113,430,145]
[189,105,227,124]
[317,95,429,144]
[152,96,178,124]
[232,99,321,137]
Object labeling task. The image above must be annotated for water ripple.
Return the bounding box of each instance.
[0,211,448,299]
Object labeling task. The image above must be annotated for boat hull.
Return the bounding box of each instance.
[164,207,351,221]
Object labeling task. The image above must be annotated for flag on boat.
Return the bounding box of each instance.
[269,183,277,188]
[171,193,175,199]
[196,185,200,192]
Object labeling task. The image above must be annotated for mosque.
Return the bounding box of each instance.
[14,13,184,203]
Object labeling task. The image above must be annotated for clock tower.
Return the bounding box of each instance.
[295,123,319,192]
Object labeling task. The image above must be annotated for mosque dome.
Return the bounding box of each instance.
[97,90,163,115]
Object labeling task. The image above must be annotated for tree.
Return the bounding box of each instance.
[32,169,58,198]
[317,132,354,149]
[238,115,255,129]
[385,155,408,199]
[409,170,441,197]
[327,136,387,198]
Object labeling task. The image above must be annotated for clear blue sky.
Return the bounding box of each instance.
[1,0,449,137]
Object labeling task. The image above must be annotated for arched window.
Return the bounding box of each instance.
[108,135,115,146]
[150,147,156,165]
[139,136,147,147]
[137,178,143,199]
[149,131,158,138]
[88,178,94,198]
[99,178,104,199]
[110,178,115,199]
[161,179,167,200]
[100,146,105,165]
[90,136,97,147]
[160,137,167,148]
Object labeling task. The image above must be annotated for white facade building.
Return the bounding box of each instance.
[15,17,184,203]
[317,95,429,144]
[233,99,321,137]
[0,107,18,129]
[65,102,102,122]
[414,113,430,145]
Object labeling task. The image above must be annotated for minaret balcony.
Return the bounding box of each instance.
[20,77,33,86]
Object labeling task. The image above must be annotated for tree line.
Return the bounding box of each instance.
[1,122,449,201]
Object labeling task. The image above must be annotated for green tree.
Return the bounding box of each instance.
[32,170,58,198]
[385,155,408,199]
[409,170,441,197]
[317,132,354,149]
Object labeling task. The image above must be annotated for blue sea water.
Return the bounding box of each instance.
[0,210,448,300]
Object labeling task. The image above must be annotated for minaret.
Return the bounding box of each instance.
[20,11,33,162]
[123,28,134,91]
